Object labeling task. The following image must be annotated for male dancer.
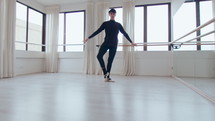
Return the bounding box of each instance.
[84,8,136,82]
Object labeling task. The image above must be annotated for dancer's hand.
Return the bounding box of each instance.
[131,43,137,46]
[84,38,89,44]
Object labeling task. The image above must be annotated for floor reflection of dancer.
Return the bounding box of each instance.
[84,8,137,82]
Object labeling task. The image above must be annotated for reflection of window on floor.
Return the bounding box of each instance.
[58,11,85,52]
[174,0,214,51]
[16,2,45,52]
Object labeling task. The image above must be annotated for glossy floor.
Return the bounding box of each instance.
[0,73,215,121]
[181,77,215,98]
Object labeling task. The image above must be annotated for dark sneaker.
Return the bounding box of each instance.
[104,73,110,82]
[104,73,114,82]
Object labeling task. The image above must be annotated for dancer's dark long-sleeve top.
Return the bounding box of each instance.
[88,20,133,47]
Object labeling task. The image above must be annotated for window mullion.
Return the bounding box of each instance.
[168,3,172,51]
[64,13,66,52]
[84,11,86,51]
[144,6,147,51]
[196,0,201,50]
[42,14,46,52]
[26,7,29,51]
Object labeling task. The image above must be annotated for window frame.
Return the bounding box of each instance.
[135,3,171,51]
[16,1,46,52]
[179,0,213,51]
[59,10,86,52]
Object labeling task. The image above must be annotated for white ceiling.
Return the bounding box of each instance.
[33,0,114,6]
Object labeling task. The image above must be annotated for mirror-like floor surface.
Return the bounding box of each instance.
[0,73,215,121]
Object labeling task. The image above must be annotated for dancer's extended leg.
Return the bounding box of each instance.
[97,45,108,75]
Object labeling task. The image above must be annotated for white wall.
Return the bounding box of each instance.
[58,51,215,77]
[173,51,215,78]
[58,52,84,73]
[135,51,173,76]
[59,51,215,78]
[17,0,45,13]
[58,51,173,76]
[171,0,184,16]
[60,2,87,12]
[16,50,215,77]
[15,51,45,75]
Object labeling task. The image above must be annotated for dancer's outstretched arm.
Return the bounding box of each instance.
[119,24,137,46]
[84,22,105,43]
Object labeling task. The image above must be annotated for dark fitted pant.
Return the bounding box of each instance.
[97,44,117,75]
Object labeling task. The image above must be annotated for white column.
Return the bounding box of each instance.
[45,6,60,73]
[122,0,135,76]
[0,0,16,78]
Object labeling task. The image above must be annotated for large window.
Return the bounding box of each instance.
[16,2,45,51]
[135,7,144,51]
[16,2,27,50]
[173,2,197,51]
[58,11,85,52]
[200,1,214,50]
[28,9,43,51]
[58,14,64,52]
[173,0,214,51]
[147,4,169,51]
[134,3,170,51]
